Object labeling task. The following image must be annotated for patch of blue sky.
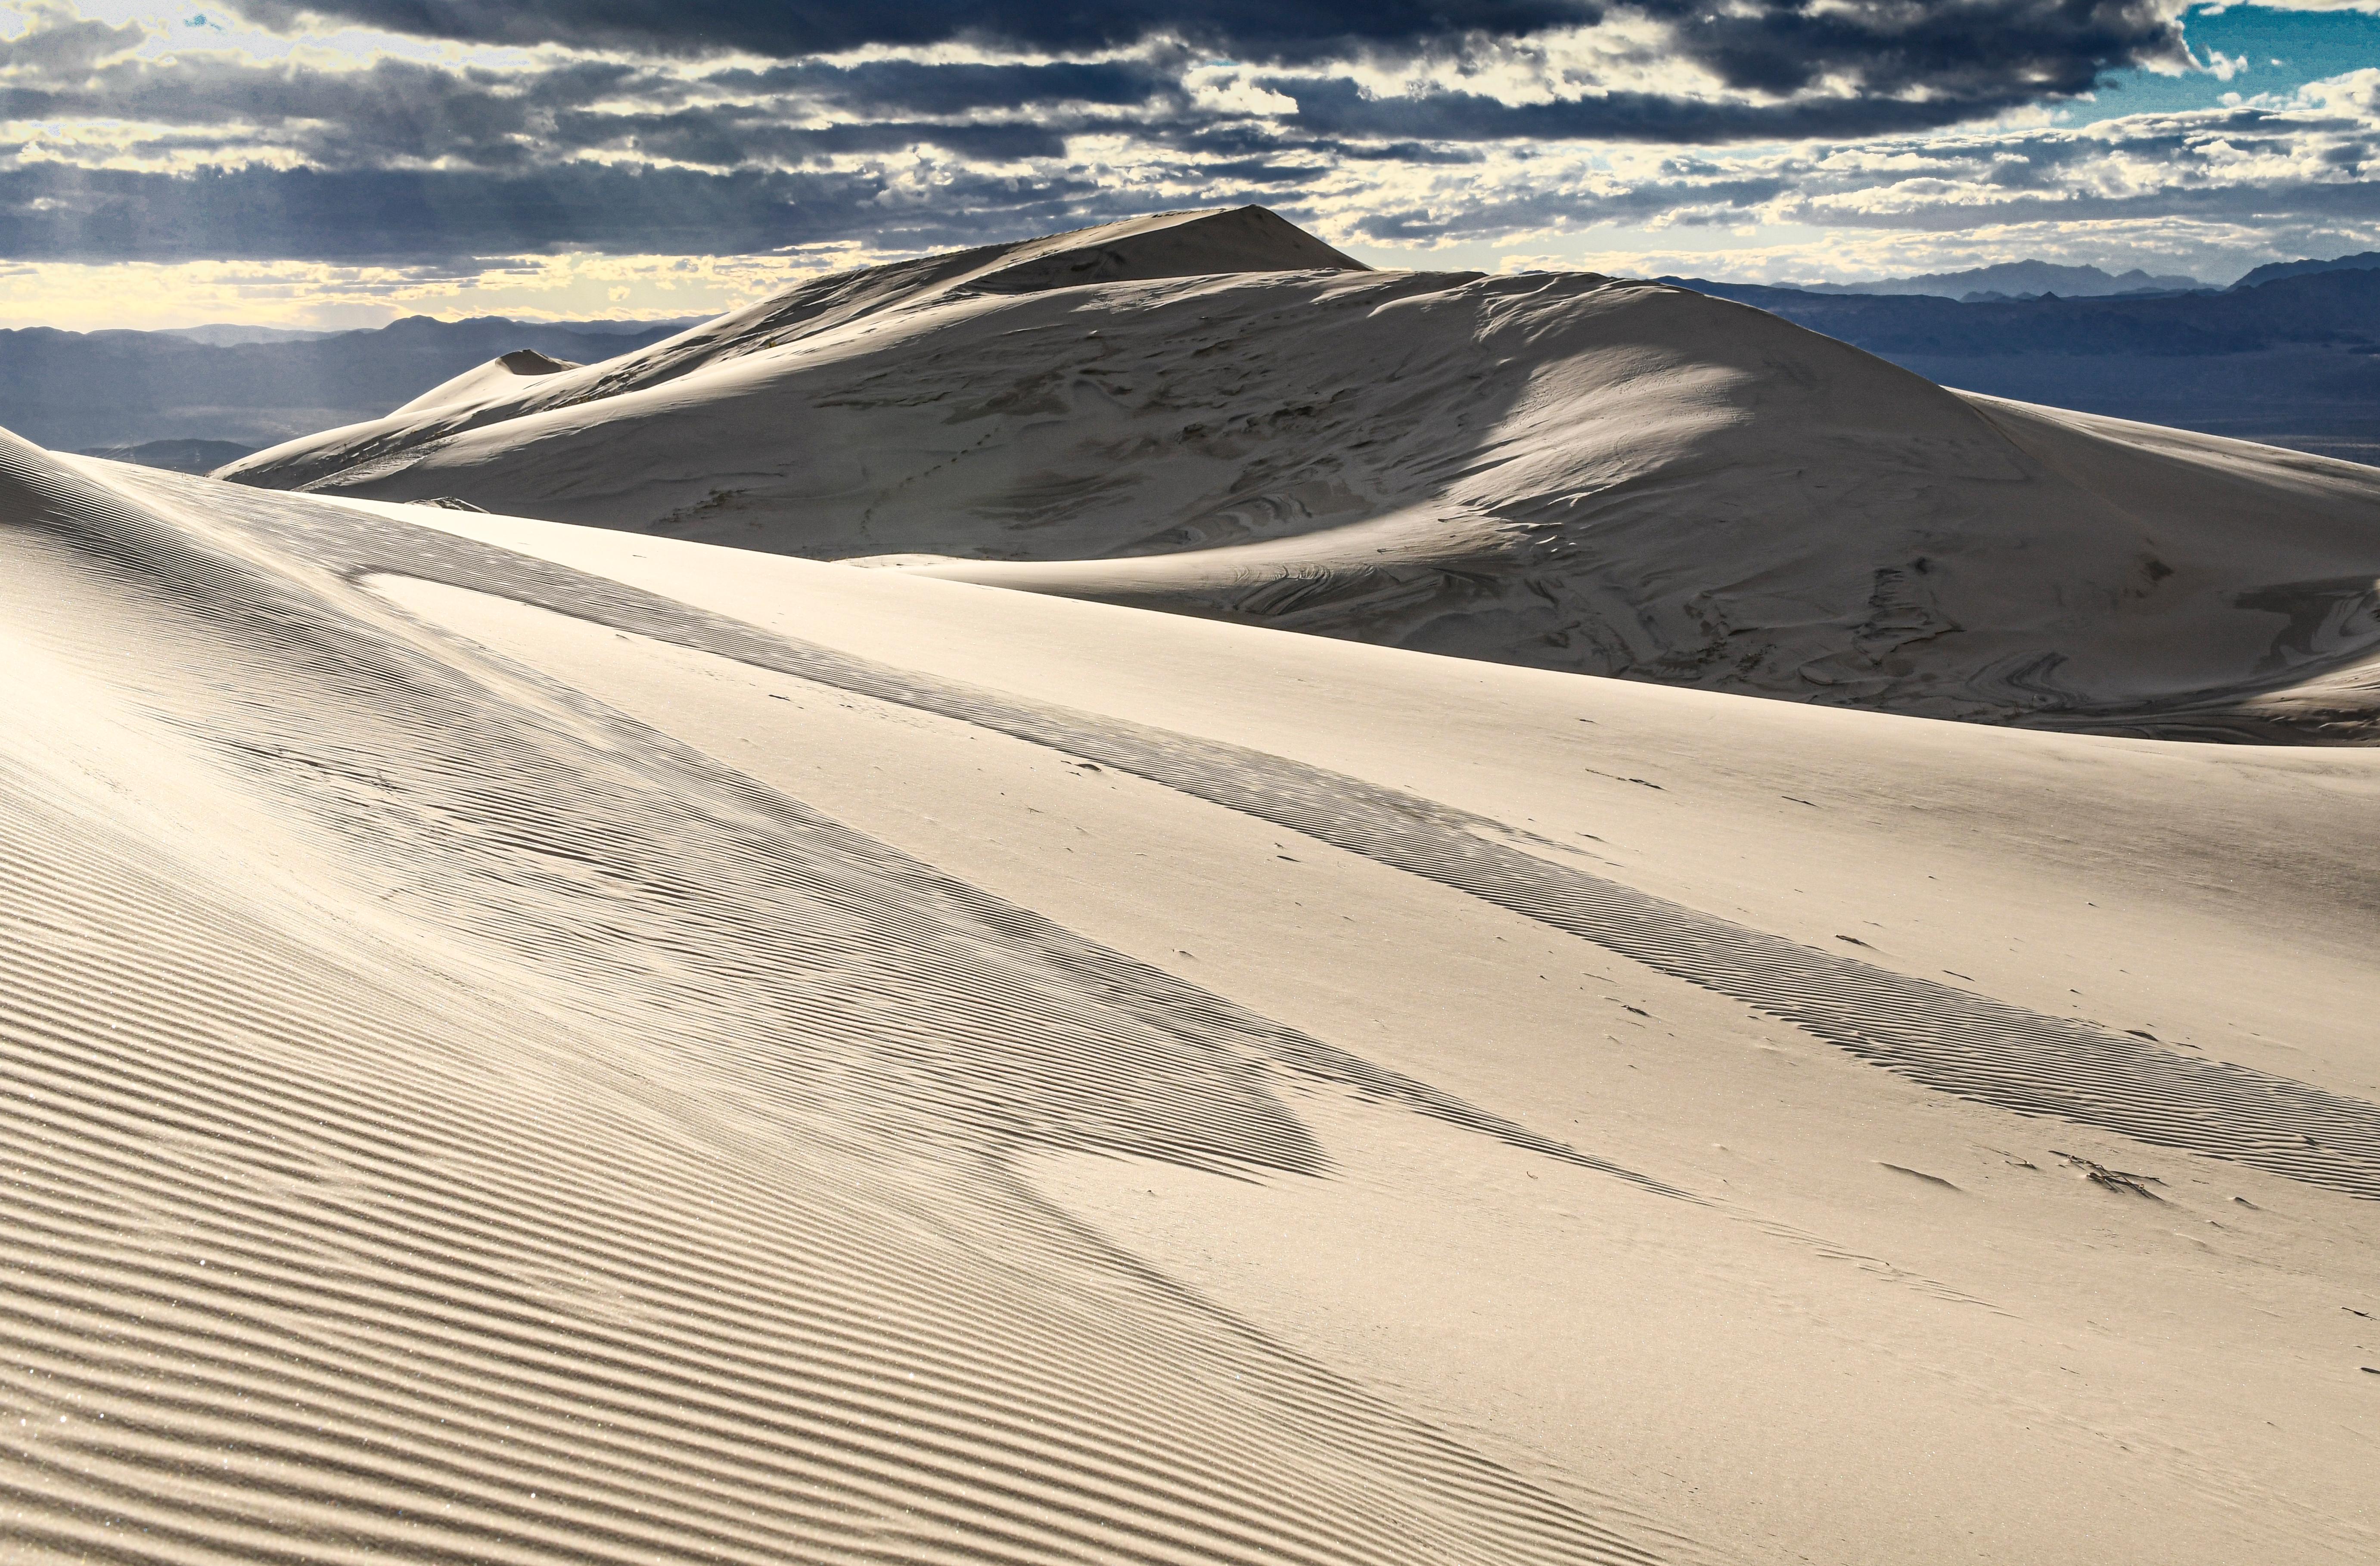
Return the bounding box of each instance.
[2075,3,2380,122]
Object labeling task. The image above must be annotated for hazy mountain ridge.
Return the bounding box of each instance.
[1669,266,2380,353]
[2228,251,2380,289]
[1665,267,2380,460]
[0,314,698,452]
[1778,258,2206,301]
[156,323,342,346]
[74,437,258,474]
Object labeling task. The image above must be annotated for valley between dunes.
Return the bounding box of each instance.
[2,417,2376,1564]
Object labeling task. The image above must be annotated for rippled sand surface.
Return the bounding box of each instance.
[4,433,2377,1563]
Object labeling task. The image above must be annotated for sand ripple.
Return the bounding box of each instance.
[0,435,1672,1562]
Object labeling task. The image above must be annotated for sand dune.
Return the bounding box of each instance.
[6,425,2378,1563]
[385,348,582,420]
[221,207,2380,741]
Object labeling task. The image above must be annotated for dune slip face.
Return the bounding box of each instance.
[219,208,2380,742]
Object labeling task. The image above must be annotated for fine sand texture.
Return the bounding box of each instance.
[5,429,2377,1563]
[220,207,2380,741]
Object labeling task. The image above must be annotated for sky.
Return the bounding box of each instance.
[2,0,2378,328]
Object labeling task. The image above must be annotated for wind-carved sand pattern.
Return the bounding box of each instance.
[1,435,1691,1562]
[9,440,2379,1560]
[110,465,2380,1208]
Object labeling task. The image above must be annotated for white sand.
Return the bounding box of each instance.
[2,424,2375,1563]
[221,207,2380,740]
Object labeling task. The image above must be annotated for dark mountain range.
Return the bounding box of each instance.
[75,437,258,473]
[2,314,698,453]
[1665,266,2380,462]
[2228,251,2380,290]
[25,256,2380,471]
[157,324,342,346]
[1780,258,2205,301]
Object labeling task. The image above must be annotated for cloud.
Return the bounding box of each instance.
[724,59,1181,118]
[227,0,1606,62]
[0,0,139,72]
[0,1,2203,185]
[0,0,2369,291]
[1268,74,2380,279]
[0,158,1161,262]
[202,0,2206,146]
[1268,74,2064,144]
[227,0,2192,105]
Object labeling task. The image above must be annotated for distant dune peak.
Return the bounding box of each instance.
[955,205,1370,296]
[497,347,578,375]
[75,437,256,474]
[385,349,591,420]
[221,206,1369,494]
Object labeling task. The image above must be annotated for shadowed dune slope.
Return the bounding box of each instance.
[219,210,2380,741]
[6,431,2380,1562]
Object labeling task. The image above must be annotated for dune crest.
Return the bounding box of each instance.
[387,347,583,419]
[221,206,1362,492]
[220,211,2380,741]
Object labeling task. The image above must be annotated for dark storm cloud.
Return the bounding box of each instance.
[234,0,2189,110]
[719,59,1182,118]
[0,53,640,168]
[0,50,1145,171]
[0,0,2364,269]
[1662,0,2180,100]
[1330,141,1484,165]
[6,2,2201,180]
[1270,74,2059,146]
[0,9,2188,193]
[230,1,1601,63]
[0,159,1141,263]
[568,109,1078,165]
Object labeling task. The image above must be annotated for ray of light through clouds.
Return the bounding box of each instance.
[0,0,2375,327]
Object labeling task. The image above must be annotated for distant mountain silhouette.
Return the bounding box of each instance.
[157,324,342,346]
[0,315,699,453]
[2229,251,2380,290]
[1780,259,2204,301]
[76,437,258,473]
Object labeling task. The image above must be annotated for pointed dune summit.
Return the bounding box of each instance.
[223,207,1364,494]
[221,207,2380,741]
[388,347,581,419]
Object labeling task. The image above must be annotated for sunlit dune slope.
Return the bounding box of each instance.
[6,428,2379,1563]
[220,207,2380,740]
